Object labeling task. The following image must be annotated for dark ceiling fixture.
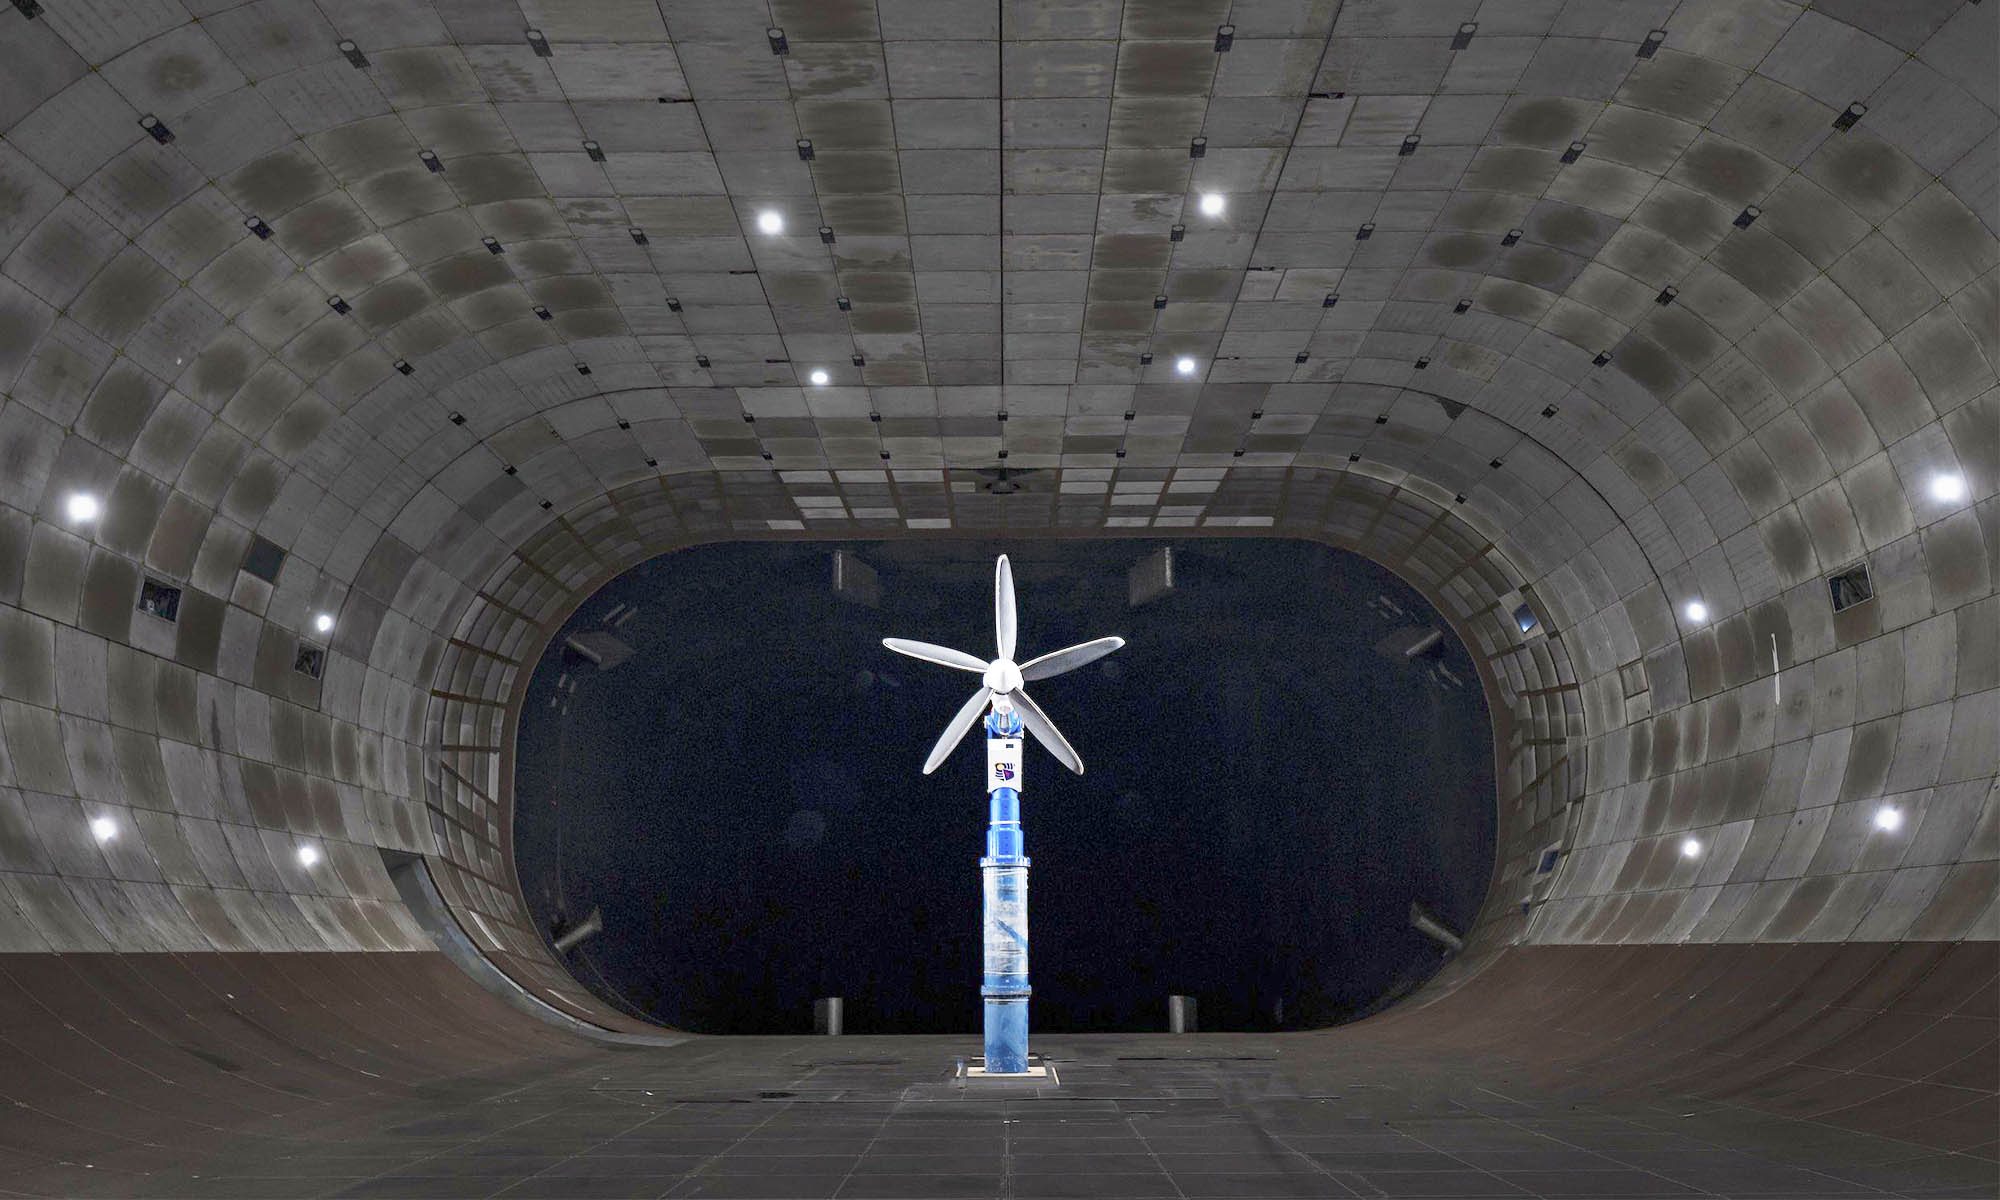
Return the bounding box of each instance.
[337,39,368,68]
[1833,102,1866,131]
[139,115,174,144]
[1451,22,1477,49]
[975,466,1040,495]
[244,215,272,239]
[419,149,444,173]
[1561,140,1586,163]
[482,236,504,253]
[1637,29,1666,58]
[1214,24,1234,52]
[1734,206,1761,229]
[525,28,551,56]
[797,139,814,160]
[1501,228,1522,245]
[1189,136,1206,158]
[1400,134,1420,156]
[767,27,788,54]
[582,140,605,162]
[630,227,648,244]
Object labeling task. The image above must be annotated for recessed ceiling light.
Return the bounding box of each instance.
[809,368,830,385]
[313,613,335,634]
[297,845,321,867]
[756,210,784,234]
[1930,473,1965,502]
[1684,600,1708,623]
[1175,357,1197,376]
[65,493,101,523]
[1680,837,1701,858]
[1874,806,1903,832]
[90,816,117,843]
[1198,193,1225,216]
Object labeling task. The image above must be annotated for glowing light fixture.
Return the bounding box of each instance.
[1684,600,1708,623]
[313,612,335,634]
[66,492,101,523]
[297,844,321,867]
[90,816,116,843]
[1874,806,1903,832]
[1175,356,1197,376]
[809,368,830,385]
[1930,473,1965,502]
[1198,192,1225,216]
[756,210,784,234]
[1680,837,1701,858]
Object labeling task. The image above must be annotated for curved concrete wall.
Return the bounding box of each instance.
[0,0,1990,1049]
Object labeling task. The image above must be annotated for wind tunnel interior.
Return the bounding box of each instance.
[0,0,1996,1193]
[510,538,1497,1036]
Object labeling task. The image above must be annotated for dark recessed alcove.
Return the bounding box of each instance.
[514,539,1494,1034]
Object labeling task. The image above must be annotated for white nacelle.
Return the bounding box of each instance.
[982,658,1022,694]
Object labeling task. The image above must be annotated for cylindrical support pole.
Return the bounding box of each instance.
[981,710,1030,1074]
[1167,994,1197,1033]
[813,996,843,1035]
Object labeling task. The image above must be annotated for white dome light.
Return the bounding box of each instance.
[66,493,101,523]
[313,612,335,634]
[1684,600,1708,623]
[809,368,830,385]
[1874,806,1903,832]
[297,845,321,867]
[756,210,784,234]
[1680,837,1701,858]
[1930,473,1965,502]
[1175,356,1197,376]
[1198,192,1225,216]
[90,816,117,843]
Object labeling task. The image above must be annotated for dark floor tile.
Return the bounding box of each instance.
[1353,1172,1529,1198]
[1008,1173,1181,1198]
[669,1176,848,1199]
[832,1174,1003,1198]
[1493,1169,1699,1197]
[1307,1150,1470,1172]
[492,1178,683,1199]
[330,1177,517,1199]
[1169,1171,1353,1197]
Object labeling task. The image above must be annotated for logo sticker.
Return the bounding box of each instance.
[994,763,1015,781]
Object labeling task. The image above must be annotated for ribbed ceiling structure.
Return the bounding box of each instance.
[0,0,1993,1190]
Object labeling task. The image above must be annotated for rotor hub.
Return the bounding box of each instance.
[983,659,1022,694]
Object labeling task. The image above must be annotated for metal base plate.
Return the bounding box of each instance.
[962,1057,1056,1083]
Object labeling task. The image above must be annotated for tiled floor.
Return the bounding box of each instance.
[72,1034,1995,1199]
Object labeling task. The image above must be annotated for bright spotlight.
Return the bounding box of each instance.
[1874,806,1903,832]
[1930,473,1965,502]
[808,368,830,386]
[297,845,321,867]
[1175,356,1197,376]
[313,613,334,634]
[1680,837,1701,858]
[1684,600,1708,623]
[756,210,783,234]
[66,493,101,523]
[1198,192,1225,216]
[90,816,117,843]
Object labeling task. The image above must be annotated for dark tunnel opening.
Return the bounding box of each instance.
[513,539,1495,1034]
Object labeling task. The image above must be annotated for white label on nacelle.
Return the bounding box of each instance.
[987,738,1022,792]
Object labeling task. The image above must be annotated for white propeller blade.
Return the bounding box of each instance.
[994,555,1017,662]
[882,638,987,673]
[1012,688,1083,775]
[1020,636,1126,682]
[924,687,994,775]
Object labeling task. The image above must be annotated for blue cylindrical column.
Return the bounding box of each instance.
[981,710,1030,1074]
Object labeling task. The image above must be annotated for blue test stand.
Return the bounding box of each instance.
[980,707,1031,1073]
